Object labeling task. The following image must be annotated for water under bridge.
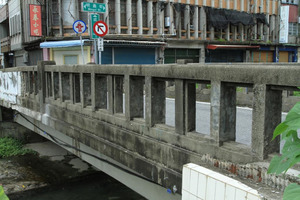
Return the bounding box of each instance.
[0,61,299,199]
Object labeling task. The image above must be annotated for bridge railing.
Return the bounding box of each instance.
[9,62,300,162]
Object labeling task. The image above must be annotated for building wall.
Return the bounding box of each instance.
[50,46,91,65]
[8,0,21,50]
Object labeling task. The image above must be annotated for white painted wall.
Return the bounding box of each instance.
[182,163,262,200]
[0,71,21,104]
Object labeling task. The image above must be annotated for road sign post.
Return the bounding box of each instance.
[73,20,87,64]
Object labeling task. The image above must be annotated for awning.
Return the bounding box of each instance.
[40,40,85,48]
[206,44,260,50]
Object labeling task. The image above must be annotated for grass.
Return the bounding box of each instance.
[0,137,36,158]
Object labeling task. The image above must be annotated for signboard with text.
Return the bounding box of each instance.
[279,6,289,44]
[81,2,106,13]
[29,4,42,37]
[90,14,100,39]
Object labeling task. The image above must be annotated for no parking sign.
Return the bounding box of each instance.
[93,21,108,37]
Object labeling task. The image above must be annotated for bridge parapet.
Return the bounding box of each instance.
[2,62,300,195]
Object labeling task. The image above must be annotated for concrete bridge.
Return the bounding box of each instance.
[0,62,299,199]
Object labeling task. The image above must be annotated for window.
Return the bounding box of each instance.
[289,22,298,36]
[64,55,78,65]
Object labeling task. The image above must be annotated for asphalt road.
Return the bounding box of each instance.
[165,98,287,148]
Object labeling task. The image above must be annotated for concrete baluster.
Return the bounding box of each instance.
[59,72,63,102]
[145,77,165,127]
[210,81,236,145]
[125,75,144,121]
[175,79,186,134]
[185,82,196,133]
[114,76,124,113]
[108,75,114,114]
[37,61,55,113]
[252,84,281,160]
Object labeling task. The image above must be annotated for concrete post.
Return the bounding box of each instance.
[125,75,144,121]
[210,81,236,145]
[126,0,132,34]
[185,82,196,132]
[94,75,108,110]
[193,6,199,39]
[108,75,114,114]
[37,61,55,113]
[91,72,96,111]
[184,5,190,39]
[200,45,205,63]
[80,73,84,108]
[252,84,281,160]
[175,4,181,38]
[225,24,230,41]
[157,2,164,35]
[200,7,206,40]
[175,80,186,134]
[137,0,143,35]
[114,76,123,113]
[147,0,153,35]
[70,74,74,104]
[145,77,165,127]
[239,24,244,41]
[51,72,55,100]
[59,72,63,102]
[115,0,121,34]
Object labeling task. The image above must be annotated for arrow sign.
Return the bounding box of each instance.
[93,21,108,37]
[90,14,100,39]
[82,2,106,13]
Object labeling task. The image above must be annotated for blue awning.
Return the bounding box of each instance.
[40,40,85,48]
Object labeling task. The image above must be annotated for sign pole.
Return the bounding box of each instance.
[94,39,99,64]
[80,35,85,64]
[98,38,102,64]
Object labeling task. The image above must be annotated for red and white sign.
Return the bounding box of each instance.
[73,20,86,34]
[29,4,42,37]
[93,21,108,37]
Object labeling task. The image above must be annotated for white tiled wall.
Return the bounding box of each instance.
[182,163,262,200]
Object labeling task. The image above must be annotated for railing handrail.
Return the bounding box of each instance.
[44,63,300,87]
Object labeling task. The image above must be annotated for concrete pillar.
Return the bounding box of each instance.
[264,14,270,42]
[125,75,144,121]
[137,0,143,35]
[94,75,108,110]
[225,24,230,41]
[157,2,164,35]
[61,73,70,102]
[252,84,281,160]
[147,0,153,35]
[185,82,196,132]
[252,19,257,40]
[69,74,74,104]
[232,26,237,41]
[199,7,206,40]
[245,50,251,62]
[184,5,190,39]
[115,0,121,34]
[210,81,236,145]
[166,3,174,35]
[175,80,186,134]
[114,76,123,113]
[239,24,244,41]
[37,61,55,113]
[108,75,114,114]
[104,0,109,34]
[209,27,215,40]
[175,4,181,38]
[193,6,199,39]
[80,73,84,108]
[58,0,63,36]
[59,72,63,102]
[126,0,132,34]
[145,77,165,127]
[200,45,205,63]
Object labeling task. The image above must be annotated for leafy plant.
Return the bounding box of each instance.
[268,102,300,200]
[0,185,9,200]
[0,137,35,158]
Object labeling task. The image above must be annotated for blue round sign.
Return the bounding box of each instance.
[73,20,87,34]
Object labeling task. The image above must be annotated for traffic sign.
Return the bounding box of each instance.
[98,38,104,51]
[93,21,108,37]
[82,2,106,13]
[90,14,100,39]
[73,20,86,34]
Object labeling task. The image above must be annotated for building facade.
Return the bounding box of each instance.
[0,0,299,67]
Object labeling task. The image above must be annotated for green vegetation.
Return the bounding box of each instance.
[0,185,9,200]
[0,137,35,158]
[268,102,300,200]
